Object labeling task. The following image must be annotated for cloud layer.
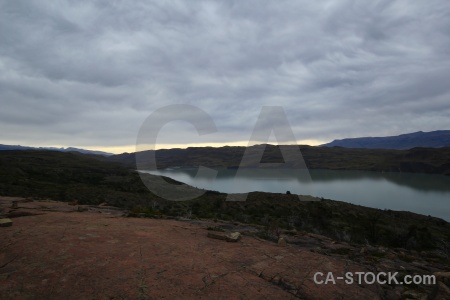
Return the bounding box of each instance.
[1,0,450,152]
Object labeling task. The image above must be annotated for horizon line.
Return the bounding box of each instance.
[1,139,326,155]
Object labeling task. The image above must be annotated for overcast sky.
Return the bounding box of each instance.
[1,0,450,153]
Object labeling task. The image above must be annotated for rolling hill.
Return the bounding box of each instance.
[109,145,450,176]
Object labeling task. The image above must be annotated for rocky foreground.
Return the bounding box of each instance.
[1,197,449,299]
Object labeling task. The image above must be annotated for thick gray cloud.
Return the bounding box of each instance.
[1,0,450,152]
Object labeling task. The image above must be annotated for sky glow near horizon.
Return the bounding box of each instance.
[1,1,450,154]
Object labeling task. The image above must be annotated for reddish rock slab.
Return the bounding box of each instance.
[1,198,446,299]
[0,210,384,299]
[0,218,12,227]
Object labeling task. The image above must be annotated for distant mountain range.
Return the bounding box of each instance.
[2,130,449,157]
[0,144,113,156]
[322,130,450,150]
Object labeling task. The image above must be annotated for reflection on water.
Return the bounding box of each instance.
[140,168,450,221]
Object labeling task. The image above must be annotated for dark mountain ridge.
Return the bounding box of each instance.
[322,130,450,149]
[0,144,113,156]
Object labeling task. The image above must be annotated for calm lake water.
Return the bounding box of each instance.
[141,168,450,221]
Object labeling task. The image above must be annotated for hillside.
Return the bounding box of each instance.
[0,150,158,208]
[1,150,449,254]
[322,130,450,149]
[110,145,450,176]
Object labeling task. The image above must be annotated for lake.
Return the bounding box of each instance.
[141,168,450,221]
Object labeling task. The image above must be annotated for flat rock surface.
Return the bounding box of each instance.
[0,218,12,227]
[0,198,448,299]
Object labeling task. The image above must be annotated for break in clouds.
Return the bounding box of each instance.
[1,0,450,152]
